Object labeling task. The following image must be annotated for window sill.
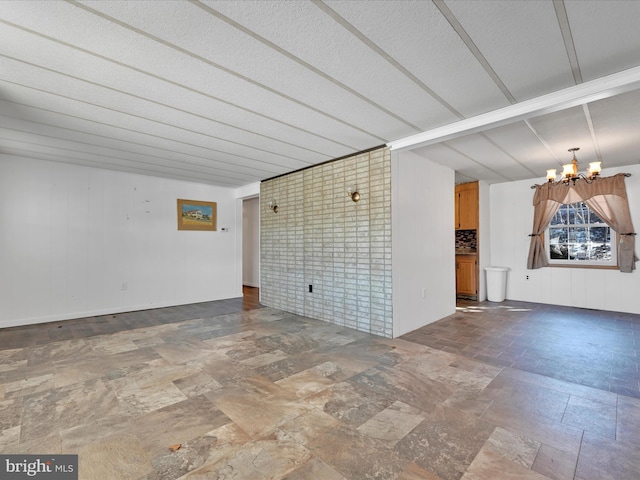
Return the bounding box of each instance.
[547,264,618,270]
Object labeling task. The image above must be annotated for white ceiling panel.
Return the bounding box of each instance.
[0,115,280,180]
[73,0,416,139]
[1,57,331,164]
[440,134,534,182]
[410,142,498,177]
[0,23,357,156]
[1,0,640,186]
[443,0,575,101]
[200,1,456,134]
[0,138,237,186]
[0,100,291,173]
[409,146,470,173]
[200,0,461,131]
[479,122,556,173]
[0,127,250,182]
[324,0,511,118]
[527,106,598,164]
[588,89,640,168]
[2,80,312,171]
[0,3,389,144]
[567,0,640,82]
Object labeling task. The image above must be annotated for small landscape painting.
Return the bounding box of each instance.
[177,199,217,231]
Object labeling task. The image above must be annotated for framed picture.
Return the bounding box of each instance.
[177,199,217,231]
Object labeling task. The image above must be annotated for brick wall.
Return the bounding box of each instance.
[260,147,392,337]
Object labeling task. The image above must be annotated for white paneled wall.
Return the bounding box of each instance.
[391,150,456,337]
[0,154,241,328]
[260,148,392,337]
[490,164,640,314]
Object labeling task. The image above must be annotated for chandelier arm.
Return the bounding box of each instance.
[532,147,632,188]
[530,172,631,189]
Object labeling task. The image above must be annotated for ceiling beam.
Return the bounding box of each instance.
[388,65,640,151]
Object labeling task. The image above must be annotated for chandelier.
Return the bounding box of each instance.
[546,147,601,185]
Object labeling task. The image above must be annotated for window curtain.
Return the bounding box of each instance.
[527,186,563,270]
[528,173,637,272]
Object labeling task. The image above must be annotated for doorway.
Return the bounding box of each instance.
[242,196,260,300]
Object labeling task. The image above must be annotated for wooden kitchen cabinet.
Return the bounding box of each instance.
[455,181,478,230]
[456,255,477,296]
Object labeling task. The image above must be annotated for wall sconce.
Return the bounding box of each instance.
[348,187,360,202]
[268,200,278,213]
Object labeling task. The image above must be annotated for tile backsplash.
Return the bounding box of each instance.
[455,229,477,251]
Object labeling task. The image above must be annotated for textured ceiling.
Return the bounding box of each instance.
[1,0,640,187]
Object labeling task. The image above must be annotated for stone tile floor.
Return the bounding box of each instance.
[404,299,640,399]
[1,293,640,479]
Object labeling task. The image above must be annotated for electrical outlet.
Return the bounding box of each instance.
[526,275,529,280]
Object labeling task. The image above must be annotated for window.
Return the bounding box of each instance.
[546,202,616,266]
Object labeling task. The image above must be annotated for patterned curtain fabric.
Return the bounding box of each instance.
[528,173,637,272]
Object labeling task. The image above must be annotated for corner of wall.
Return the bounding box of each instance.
[478,181,491,301]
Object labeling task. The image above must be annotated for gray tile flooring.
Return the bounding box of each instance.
[402,300,640,398]
[1,293,640,479]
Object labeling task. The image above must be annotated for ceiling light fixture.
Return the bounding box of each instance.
[533,147,631,189]
[545,148,601,185]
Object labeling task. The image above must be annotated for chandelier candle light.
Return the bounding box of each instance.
[532,147,630,189]
[546,147,601,185]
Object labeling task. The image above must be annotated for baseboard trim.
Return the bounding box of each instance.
[0,294,244,329]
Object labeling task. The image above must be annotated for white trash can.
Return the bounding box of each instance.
[485,267,510,302]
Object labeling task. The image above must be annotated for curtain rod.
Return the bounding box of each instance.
[530,172,631,189]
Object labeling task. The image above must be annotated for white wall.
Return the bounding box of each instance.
[490,164,640,314]
[0,155,242,328]
[478,181,491,300]
[242,197,260,287]
[235,182,260,198]
[392,150,456,337]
